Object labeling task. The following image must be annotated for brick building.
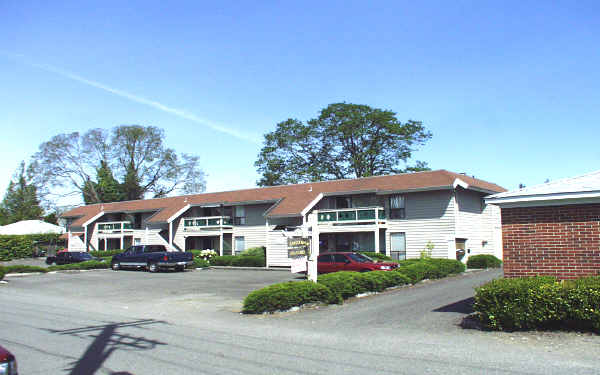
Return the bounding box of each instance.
[486,171,600,279]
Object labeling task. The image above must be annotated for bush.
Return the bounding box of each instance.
[192,258,210,268]
[3,265,48,274]
[0,266,5,280]
[0,234,63,261]
[231,255,265,267]
[240,247,266,257]
[472,276,600,331]
[242,281,341,314]
[210,255,236,266]
[467,254,502,269]
[396,258,465,283]
[90,249,125,257]
[359,252,393,262]
[48,260,110,271]
[318,272,367,299]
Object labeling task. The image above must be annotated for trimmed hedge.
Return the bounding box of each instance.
[193,258,210,268]
[397,258,465,283]
[48,260,110,271]
[242,258,464,314]
[210,255,236,266]
[242,281,341,314]
[0,234,63,261]
[210,255,266,267]
[474,276,600,332]
[3,265,48,274]
[467,254,502,269]
[231,255,265,267]
[90,249,125,257]
[240,247,266,257]
[359,252,394,262]
[0,266,4,280]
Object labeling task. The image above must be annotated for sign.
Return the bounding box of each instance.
[291,256,307,273]
[287,237,310,258]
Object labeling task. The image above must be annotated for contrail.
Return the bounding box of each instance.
[2,52,260,143]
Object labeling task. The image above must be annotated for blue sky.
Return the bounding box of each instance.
[1,1,599,207]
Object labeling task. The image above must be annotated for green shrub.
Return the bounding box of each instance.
[90,249,125,257]
[48,260,110,271]
[396,258,465,283]
[3,265,49,274]
[0,266,5,280]
[0,234,63,261]
[359,252,393,262]
[425,258,466,276]
[231,255,265,267]
[358,271,390,292]
[318,272,366,299]
[193,258,210,268]
[242,281,341,314]
[467,254,502,269]
[210,255,236,266]
[473,276,571,331]
[240,247,266,257]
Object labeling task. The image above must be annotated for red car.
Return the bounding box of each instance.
[0,345,18,375]
[317,252,398,274]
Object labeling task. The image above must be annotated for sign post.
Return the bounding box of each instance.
[307,213,319,282]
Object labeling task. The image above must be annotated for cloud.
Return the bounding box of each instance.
[1,52,260,143]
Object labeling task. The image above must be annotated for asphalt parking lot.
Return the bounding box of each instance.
[2,267,299,318]
[2,268,600,374]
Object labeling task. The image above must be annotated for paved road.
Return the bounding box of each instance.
[1,268,599,374]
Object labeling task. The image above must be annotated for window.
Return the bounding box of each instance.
[335,197,352,209]
[389,195,405,219]
[333,254,349,263]
[390,233,406,261]
[235,236,245,255]
[234,206,246,225]
[318,254,333,263]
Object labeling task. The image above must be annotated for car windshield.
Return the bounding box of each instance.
[78,253,93,259]
[347,253,374,263]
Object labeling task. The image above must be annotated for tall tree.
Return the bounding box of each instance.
[255,103,432,186]
[1,161,44,223]
[32,125,206,204]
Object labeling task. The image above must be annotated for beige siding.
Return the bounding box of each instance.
[384,190,456,259]
[266,227,303,267]
[233,225,267,251]
[68,235,86,251]
[455,189,502,258]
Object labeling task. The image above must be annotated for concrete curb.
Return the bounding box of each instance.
[209,266,290,272]
[4,268,110,277]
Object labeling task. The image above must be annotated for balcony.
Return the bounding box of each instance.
[183,216,233,231]
[97,221,133,234]
[316,207,386,225]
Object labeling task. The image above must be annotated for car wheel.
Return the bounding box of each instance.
[147,262,158,273]
[175,265,184,272]
[360,269,371,273]
[111,261,120,271]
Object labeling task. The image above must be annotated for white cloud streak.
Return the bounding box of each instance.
[2,52,260,143]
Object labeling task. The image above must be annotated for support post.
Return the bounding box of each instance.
[307,213,319,282]
[169,221,173,251]
[219,234,223,256]
[374,226,380,254]
[84,225,88,252]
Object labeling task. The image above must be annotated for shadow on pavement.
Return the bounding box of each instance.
[433,297,474,314]
[44,319,167,375]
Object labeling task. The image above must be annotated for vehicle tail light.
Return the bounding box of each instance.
[164,255,168,261]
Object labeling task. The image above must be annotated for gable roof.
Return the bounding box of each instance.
[486,170,600,207]
[63,170,506,227]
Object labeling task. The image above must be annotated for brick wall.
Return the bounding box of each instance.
[501,204,600,279]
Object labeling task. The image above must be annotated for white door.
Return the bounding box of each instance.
[390,233,406,260]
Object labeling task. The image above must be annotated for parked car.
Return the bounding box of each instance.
[110,245,193,272]
[0,344,18,375]
[317,252,399,274]
[45,251,104,265]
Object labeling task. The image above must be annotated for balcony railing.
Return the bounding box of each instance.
[97,221,133,234]
[316,207,386,224]
[183,216,233,231]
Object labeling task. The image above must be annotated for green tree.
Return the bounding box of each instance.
[255,103,432,186]
[1,161,44,223]
[32,125,206,204]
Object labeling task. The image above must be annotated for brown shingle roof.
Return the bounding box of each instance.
[63,170,506,226]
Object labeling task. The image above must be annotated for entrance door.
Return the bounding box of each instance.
[390,233,406,260]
